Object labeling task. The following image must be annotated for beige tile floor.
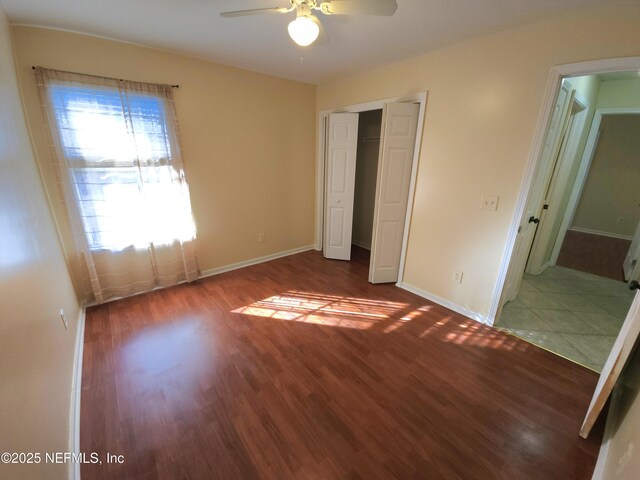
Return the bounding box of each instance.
[496,266,636,372]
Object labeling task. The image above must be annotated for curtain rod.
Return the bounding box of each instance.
[32,65,180,88]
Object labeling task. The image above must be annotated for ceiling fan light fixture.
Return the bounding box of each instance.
[288,15,320,47]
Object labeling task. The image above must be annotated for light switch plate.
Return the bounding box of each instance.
[481,194,499,211]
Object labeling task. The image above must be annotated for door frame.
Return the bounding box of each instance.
[552,107,640,267]
[625,221,640,281]
[489,56,640,325]
[316,92,428,285]
[526,89,588,274]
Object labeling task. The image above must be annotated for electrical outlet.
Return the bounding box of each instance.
[452,270,464,284]
[481,194,499,211]
[60,309,68,329]
[258,232,265,243]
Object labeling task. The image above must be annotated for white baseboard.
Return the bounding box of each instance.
[70,305,86,480]
[83,245,317,307]
[397,282,488,325]
[200,245,315,278]
[569,227,633,241]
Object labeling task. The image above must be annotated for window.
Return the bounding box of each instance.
[37,67,198,303]
[47,82,195,251]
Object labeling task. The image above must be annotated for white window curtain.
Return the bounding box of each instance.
[36,67,199,304]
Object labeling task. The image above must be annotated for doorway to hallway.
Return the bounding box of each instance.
[496,71,640,371]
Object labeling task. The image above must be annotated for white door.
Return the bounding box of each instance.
[623,221,640,281]
[501,82,574,303]
[580,288,640,438]
[369,103,419,283]
[324,113,359,260]
[527,95,578,275]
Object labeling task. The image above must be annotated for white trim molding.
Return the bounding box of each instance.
[489,56,640,326]
[398,282,488,325]
[70,306,86,480]
[83,246,317,308]
[569,227,633,241]
[200,245,315,278]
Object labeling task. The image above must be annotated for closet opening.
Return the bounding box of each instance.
[351,109,383,270]
[322,100,422,284]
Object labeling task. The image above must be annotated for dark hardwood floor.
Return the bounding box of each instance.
[81,247,604,479]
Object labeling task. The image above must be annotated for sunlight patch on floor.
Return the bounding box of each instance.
[442,319,530,351]
[233,291,409,330]
[233,291,534,350]
[383,305,434,333]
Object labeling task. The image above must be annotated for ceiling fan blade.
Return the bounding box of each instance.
[320,0,398,16]
[220,7,290,18]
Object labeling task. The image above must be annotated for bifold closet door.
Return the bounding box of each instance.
[369,102,419,284]
[324,113,359,260]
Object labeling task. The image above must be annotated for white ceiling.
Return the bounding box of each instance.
[0,0,632,84]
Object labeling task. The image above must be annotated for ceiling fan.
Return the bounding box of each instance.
[220,0,398,47]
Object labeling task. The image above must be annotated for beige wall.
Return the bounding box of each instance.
[570,76,640,240]
[353,109,382,249]
[572,114,640,238]
[0,8,81,480]
[317,5,640,318]
[11,26,317,300]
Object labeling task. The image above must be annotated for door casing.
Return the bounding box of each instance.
[624,221,640,282]
[492,56,640,325]
[316,92,427,286]
[501,82,575,304]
